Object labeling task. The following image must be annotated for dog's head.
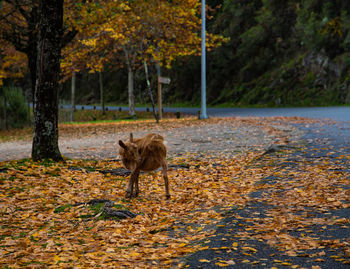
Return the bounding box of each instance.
[118,133,141,163]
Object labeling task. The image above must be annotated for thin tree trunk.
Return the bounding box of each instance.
[127,66,135,117]
[70,71,76,122]
[99,71,105,115]
[32,0,63,161]
[143,59,158,123]
[123,46,136,117]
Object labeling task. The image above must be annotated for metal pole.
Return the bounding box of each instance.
[200,0,208,119]
[157,63,162,120]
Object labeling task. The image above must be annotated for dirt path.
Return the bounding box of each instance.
[0,117,304,162]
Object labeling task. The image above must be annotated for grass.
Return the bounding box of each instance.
[0,109,182,141]
[60,109,182,123]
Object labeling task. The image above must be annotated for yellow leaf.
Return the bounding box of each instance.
[225,260,236,265]
[53,255,60,264]
[242,246,257,252]
[199,259,210,263]
[106,247,115,253]
[32,232,39,238]
[215,262,229,267]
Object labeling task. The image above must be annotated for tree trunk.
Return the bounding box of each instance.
[99,71,105,115]
[143,59,158,123]
[70,71,76,122]
[32,0,63,161]
[123,46,136,117]
[127,65,135,117]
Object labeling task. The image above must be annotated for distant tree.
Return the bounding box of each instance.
[0,0,85,160]
[296,0,350,57]
[61,0,227,116]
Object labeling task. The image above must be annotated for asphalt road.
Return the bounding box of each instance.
[68,104,350,122]
[183,120,350,268]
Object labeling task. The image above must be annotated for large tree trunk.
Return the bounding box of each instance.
[32,0,63,161]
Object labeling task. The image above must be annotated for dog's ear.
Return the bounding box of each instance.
[119,140,127,149]
[130,133,134,142]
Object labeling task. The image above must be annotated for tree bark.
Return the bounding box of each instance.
[32,0,63,161]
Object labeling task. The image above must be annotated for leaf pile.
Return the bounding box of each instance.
[1,118,349,268]
[0,154,258,267]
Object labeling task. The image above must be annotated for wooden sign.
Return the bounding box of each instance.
[158,76,171,84]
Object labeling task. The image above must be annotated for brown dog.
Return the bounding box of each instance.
[118,133,170,199]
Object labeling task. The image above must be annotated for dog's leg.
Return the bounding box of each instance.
[126,169,139,198]
[125,175,133,199]
[162,162,170,199]
[133,171,140,197]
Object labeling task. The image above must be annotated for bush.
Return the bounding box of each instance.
[0,86,28,129]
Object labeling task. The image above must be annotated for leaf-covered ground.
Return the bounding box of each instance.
[184,121,350,268]
[0,119,349,268]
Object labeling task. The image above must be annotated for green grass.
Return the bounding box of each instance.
[59,109,177,124]
[64,119,140,125]
[54,204,72,213]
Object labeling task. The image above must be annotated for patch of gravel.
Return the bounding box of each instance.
[0,118,304,162]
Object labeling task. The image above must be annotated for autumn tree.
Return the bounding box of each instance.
[61,0,227,117]
[0,0,86,160]
[30,0,63,160]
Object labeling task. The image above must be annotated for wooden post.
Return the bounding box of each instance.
[156,64,171,120]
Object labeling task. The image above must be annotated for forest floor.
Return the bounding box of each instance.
[0,117,349,268]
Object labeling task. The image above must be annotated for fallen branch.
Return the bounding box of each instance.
[73,199,137,219]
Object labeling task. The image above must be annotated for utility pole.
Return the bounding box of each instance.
[200,0,208,119]
[157,64,162,120]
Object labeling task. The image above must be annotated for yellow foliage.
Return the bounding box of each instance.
[61,0,228,77]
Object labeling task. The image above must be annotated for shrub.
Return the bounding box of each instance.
[0,86,28,129]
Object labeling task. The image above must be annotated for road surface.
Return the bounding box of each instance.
[66,104,350,122]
